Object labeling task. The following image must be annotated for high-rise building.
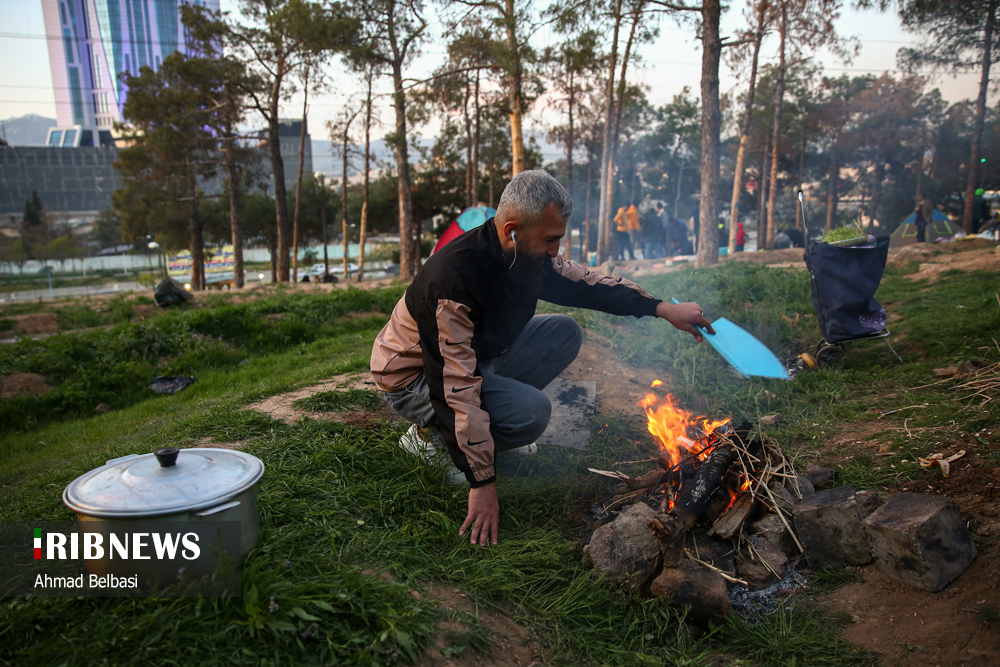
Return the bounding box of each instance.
[40,0,220,146]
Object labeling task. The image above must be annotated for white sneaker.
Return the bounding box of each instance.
[398,425,465,484]
[508,442,538,456]
[398,424,439,461]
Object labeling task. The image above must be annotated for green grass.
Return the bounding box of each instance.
[0,286,399,436]
[1,262,998,666]
[293,388,383,413]
[807,569,865,595]
[721,605,879,666]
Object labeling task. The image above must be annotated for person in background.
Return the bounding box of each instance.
[914,195,933,243]
[735,221,746,252]
[613,205,634,260]
[626,201,641,257]
[640,206,664,259]
[973,188,989,234]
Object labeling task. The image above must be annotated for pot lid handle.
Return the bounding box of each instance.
[154,447,180,467]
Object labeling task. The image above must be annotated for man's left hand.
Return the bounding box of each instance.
[460,482,499,546]
[656,301,715,342]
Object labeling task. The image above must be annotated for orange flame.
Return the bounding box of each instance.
[639,383,730,469]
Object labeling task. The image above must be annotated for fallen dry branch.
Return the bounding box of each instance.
[684,548,748,586]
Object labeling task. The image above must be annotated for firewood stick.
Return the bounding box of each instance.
[684,549,748,586]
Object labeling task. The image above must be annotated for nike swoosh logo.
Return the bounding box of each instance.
[451,386,473,393]
[467,439,488,446]
[444,340,465,346]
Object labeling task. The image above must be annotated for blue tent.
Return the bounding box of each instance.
[900,208,949,226]
[890,209,957,247]
[432,206,497,253]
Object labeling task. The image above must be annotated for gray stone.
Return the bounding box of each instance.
[588,503,661,588]
[650,560,730,626]
[785,476,815,499]
[863,493,977,592]
[792,485,872,569]
[736,534,789,590]
[689,535,737,575]
[855,489,882,517]
[802,465,836,489]
[759,413,782,427]
[768,479,796,514]
[751,513,798,557]
[956,359,989,378]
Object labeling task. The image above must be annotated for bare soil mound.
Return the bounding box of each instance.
[0,373,51,400]
[415,585,545,667]
[8,313,58,335]
[247,372,392,425]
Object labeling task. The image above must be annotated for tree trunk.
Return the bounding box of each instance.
[584,148,593,258]
[964,0,996,233]
[391,61,417,278]
[341,118,352,279]
[268,64,290,282]
[795,133,806,230]
[564,67,575,260]
[758,135,770,237]
[464,75,474,208]
[505,0,525,176]
[765,3,787,250]
[321,183,329,276]
[187,160,204,291]
[225,136,244,289]
[473,70,481,205]
[597,0,623,265]
[292,75,309,281]
[359,72,373,282]
[269,231,277,282]
[825,146,838,231]
[728,8,765,255]
[696,0,722,268]
[604,4,641,255]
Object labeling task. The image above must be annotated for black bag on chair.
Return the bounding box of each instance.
[805,237,890,344]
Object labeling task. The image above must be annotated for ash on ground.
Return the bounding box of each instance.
[727,561,809,621]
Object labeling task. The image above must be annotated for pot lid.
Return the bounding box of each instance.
[63,447,265,518]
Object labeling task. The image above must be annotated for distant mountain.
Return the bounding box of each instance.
[310,131,561,179]
[0,114,56,146]
[310,137,435,179]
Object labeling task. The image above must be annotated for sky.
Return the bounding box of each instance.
[0,0,987,163]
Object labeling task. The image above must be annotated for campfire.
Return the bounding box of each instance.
[584,380,980,625]
[585,381,809,623]
[590,381,804,548]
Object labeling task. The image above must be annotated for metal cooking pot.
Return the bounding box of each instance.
[63,447,264,580]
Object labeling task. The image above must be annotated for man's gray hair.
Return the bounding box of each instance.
[496,170,573,228]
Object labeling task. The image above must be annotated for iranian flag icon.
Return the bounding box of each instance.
[34,528,41,559]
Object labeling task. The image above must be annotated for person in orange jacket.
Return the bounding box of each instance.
[613,205,634,260]
[626,202,640,257]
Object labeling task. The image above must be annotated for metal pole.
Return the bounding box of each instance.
[798,190,809,247]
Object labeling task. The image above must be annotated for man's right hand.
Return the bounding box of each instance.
[460,482,499,546]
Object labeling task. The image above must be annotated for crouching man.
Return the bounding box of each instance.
[370,170,713,546]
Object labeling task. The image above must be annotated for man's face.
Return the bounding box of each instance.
[516,204,566,266]
[509,205,566,288]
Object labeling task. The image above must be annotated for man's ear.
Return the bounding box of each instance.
[501,220,519,244]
